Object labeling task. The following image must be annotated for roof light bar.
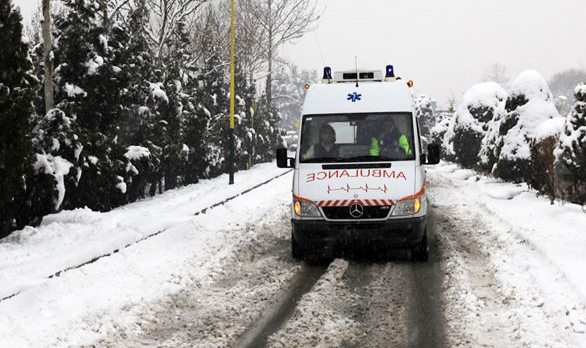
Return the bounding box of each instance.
[385,65,395,78]
[323,67,333,81]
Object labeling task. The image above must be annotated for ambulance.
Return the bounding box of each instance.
[276,66,440,261]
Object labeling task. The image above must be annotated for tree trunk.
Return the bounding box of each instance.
[266,44,272,107]
[265,0,273,107]
[42,0,54,114]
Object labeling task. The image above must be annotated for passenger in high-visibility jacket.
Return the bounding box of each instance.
[369,119,412,156]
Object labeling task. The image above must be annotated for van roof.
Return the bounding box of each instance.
[302,80,414,115]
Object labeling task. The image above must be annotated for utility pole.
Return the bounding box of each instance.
[228,0,236,184]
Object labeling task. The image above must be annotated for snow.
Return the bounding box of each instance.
[64,83,87,98]
[5,154,586,346]
[115,176,127,194]
[499,70,560,161]
[428,161,586,346]
[137,106,150,116]
[509,69,553,102]
[98,34,108,51]
[124,146,150,160]
[461,82,508,111]
[0,163,289,347]
[51,138,60,152]
[84,55,104,75]
[534,116,565,141]
[500,98,560,160]
[87,155,98,165]
[575,83,586,96]
[33,154,73,210]
[150,82,169,103]
[454,82,507,134]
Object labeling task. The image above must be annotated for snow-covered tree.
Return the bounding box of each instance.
[52,0,131,210]
[429,111,452,150]
[273,64,317,130]
[481,62,510,86]
[554,83,586,203]
[238,0,319,106]
[0,1,37,236]
[31,109,82,213]
[439,113,457,162]
[495,70,560,183]
[452,82,507,170]
[415,94,434,137]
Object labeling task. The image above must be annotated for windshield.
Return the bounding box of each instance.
[299,113,415,163]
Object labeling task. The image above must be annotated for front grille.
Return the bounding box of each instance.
[322,205,391,220]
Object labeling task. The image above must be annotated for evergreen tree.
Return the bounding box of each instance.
[234,60,257,169]
[253,96,283,163]
[195,9,229,178]
[53,0,130,210]
[160,21,192,190]
[555,83,586,203]
[110,1,159,201]
[0,1,37,236]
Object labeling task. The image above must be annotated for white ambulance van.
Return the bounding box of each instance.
[277,66,440,261]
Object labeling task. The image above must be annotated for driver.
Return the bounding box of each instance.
[303,123,339,159]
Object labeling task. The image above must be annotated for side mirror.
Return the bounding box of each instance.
[276,147,294,168]
[426,144,440,165]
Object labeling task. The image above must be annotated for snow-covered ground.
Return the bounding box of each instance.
[0,163,294,347]
[429,162,586,347]
[1,161,586,347]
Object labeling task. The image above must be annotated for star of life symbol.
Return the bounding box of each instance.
[349,203,364,218]
[347,92,362,102]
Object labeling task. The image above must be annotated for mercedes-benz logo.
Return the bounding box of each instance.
[349,203,364,218]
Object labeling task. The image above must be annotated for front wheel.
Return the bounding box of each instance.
[412,232,429,262]
[292,233,306,260]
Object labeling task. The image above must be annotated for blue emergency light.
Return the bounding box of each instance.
[323,67,333,80]
[385,65,395,78]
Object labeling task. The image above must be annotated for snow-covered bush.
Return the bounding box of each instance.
[452,82,507,169]
[554,83,586,204]
[494,70,560,183]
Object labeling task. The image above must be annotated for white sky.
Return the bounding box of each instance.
[281,0,586,106]
[13,0,586,107]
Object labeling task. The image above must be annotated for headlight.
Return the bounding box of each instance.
[392,197,422,216]
[293,200,322,218]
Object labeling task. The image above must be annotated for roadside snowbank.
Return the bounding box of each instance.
[0,165,293,348]
[0,162,285,301]
[428,162,586,346]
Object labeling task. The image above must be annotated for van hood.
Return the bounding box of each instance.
[296,162,417,207]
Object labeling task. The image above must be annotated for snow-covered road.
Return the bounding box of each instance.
[1,162,585,347]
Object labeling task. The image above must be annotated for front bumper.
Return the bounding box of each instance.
[292,216,426,250]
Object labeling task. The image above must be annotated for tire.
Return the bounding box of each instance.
[291,233,306,260]
[412,232,429,262]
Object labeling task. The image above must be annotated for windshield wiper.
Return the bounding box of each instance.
[345,155,393,162]
[301,157,344,163]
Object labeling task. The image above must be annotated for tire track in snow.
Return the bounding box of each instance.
[233,263,328,348]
